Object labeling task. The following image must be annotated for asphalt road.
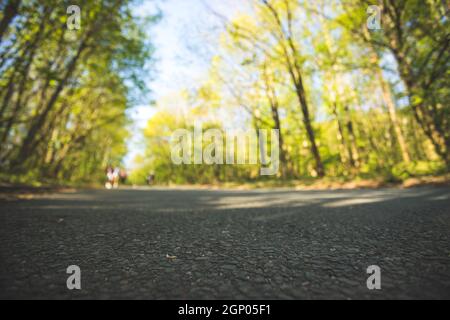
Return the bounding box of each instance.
[0,186,449,299]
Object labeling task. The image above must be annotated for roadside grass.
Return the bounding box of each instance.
[163,174,450,190]
[1,160,448,195]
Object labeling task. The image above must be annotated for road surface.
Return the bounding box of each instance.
[0,186,449,299]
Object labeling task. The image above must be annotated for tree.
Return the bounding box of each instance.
[0,0,158,183]
[335,0,449,166]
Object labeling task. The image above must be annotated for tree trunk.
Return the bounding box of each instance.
[333,103,353,168]
[262,0,325,177]
[374,59,411,164]
[293,74,325,177]
[13,38,89,167]
[262,64,288,177]
[344,105,360,168]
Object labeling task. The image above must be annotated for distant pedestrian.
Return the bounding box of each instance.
[146,173,155,185]
[112,167,120,188]
[119,169,127,184]
[105,166,114,189]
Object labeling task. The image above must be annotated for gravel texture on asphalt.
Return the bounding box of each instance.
[0,186,449,299]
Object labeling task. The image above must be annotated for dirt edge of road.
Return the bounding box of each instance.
[1,175,448,200]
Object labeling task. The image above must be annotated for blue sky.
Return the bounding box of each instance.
[125,0,249,168]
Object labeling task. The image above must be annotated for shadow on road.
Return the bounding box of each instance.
[0,186,449,299]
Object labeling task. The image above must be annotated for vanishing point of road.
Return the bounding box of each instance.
[0,186,449,299]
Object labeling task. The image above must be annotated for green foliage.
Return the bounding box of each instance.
[1,0,446,187]
[131,0,448,185]
[0,0,158,185]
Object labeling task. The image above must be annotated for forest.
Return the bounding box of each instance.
[0,0,158,184]
[0,0,449,186]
